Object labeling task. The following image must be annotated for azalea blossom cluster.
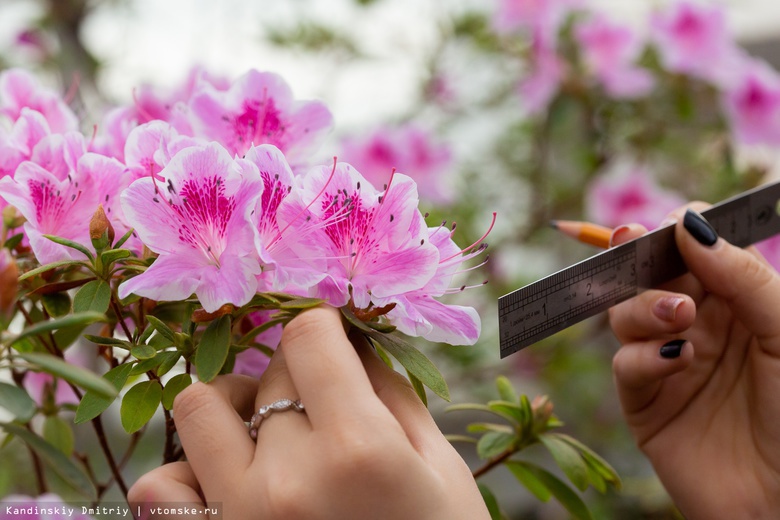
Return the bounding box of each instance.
[498,0,780,147]
[0,66,490,354]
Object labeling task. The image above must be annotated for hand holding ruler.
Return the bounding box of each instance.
[498,181,780,358]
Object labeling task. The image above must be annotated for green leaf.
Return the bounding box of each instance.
[504,460,551,502]
[10,311,106,346]
[131,343,157,360]
[477,430,516,459]
[155,351,181,377]
[487,400,525,425]
[478,483,503,520]
[113,228,135,249]
[17,352,116,399]
[444,434,478,444]
[73,280,112,314]
[540,434,590,492]
[237,318,284,345]
[553,433,621,490]
[41,293,71,317]
[18,260,87,281]
[406,370,427,407]
[0,382,37,422]
[517,462,593,520]
[0,422,95,499]
[42,234,94,261]
[146,315,177,344]
[83,335,134,350]
[100,248,132,265]
[278,297,325,310]
[75,363,133,424]
[120,380,162,433]
[43,415,74,456]
[5,232,24,251]
[162,373,192,410]
[194,315,231,383]
[466,422,514,434]
[496,375,518,403]
[365,330,449,401]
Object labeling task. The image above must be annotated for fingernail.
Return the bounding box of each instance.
[683,209,718,246]
[609,225,631,247]
[652,296,685,322]
[660,339,686,359]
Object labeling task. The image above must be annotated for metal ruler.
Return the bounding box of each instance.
[498,181,780,358]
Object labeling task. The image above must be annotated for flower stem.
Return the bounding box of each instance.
[472,448,516,480]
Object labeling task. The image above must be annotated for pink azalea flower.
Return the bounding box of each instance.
[232,310,283,378]
[381,217,494,346]
[243,145,328,294]
[118,143,264,312]
[123,121,205,181]
[188,69,333,169]
[0,68,78,133]
[339,124,454,204]
[722,58,780,146]
[575,14,654,98]
[519,31,566,115]
[585,163,686,229]
[650,1,741,86]
[0,153,101,264]
[285,163,439,308]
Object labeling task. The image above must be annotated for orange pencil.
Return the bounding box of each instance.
[550,220,613,249]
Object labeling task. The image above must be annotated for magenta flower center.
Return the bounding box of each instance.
[29,178,69,231]
[321,186,379,276]
[170,175,235,264]
[231,97,285,150]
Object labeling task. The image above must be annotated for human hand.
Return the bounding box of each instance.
[608,207,780,520]
[128,306,489,520]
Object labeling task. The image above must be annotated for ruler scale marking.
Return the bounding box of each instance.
[499,181,780,358]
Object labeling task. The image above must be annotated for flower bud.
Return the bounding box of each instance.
[531,394,554,425]
[90,204,115,250]
[0,249,18,318]
[2,205,26,229]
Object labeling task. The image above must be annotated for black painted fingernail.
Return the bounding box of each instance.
[683,209,718,246]
[660,339,686,359]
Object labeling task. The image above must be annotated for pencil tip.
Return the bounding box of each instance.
[549,220,560,229]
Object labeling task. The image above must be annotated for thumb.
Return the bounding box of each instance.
[679,209,780,350]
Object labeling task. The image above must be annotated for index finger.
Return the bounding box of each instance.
[279,305,387,429]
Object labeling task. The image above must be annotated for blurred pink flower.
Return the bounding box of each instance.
[756,235,780,273]
[339,124,454,204]
[722,58,780,146]
[188,69,333,170]
[575,14,654,98]
[232,310,283,379]
[494,0,582,36]
[519,31,565,115]
[650,1,741,86]
[585,164,686,229]
[0,69,78,133]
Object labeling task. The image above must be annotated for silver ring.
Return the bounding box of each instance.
[248,399,305,439]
